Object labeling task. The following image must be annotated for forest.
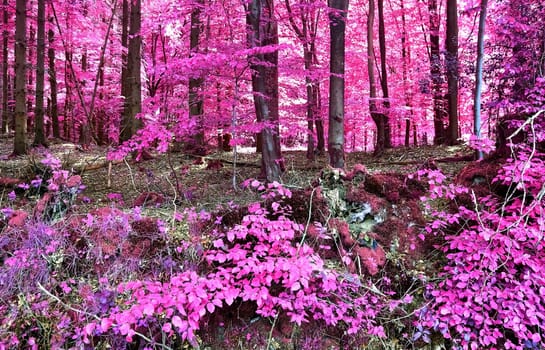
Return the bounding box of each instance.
[0,0,544,349]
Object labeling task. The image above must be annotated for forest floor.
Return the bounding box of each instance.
[0,136,472,212]
[0,135,477,349]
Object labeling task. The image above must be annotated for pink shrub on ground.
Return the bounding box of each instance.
[415,145,545,349]
[83,183,390,347]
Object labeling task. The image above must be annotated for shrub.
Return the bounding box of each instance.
[82,181,389,348]
[416,144,545,349]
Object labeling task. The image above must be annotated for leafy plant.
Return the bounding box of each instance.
[416,144,545,349]
[80,182,390,348]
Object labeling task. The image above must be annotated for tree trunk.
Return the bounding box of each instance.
[78,46,91,146]
[48,15,59,139]
[473,0,488,160]
[13,0,27,155]
[304,46,316,160]
[121,0,128,93]
[189,0,205,153]
[285,0,323,160]
[400,0,413,147]
[33,0,47,147]
[377,0,391,148]
[246,0,283,182]
[368,0,384,155]
[445,0,459,144]
[429,0,446,144]
[64,50,72,140]
[328,0,348,168]
[119,0,129,141]
[2,0,9,134]
[26,24,34,133]
[120,0,142,143]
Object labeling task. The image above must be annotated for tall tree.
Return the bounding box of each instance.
[285,0,324,160]
[33,0,47,146]
[428,0,445,144]
[13,0,27,155]
[48,15,59,139]
[445,0,459,144]
[1,0,9,134]
[377,0,391,148]
[328,0,348,168]
[473,0,488,160]
[120,0,142,143]
[189,0,206,153]
[399,0,414,147]
[246,0,283,182]
[367,0,385,155]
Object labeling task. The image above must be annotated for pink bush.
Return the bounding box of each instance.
[416,145,545,349]
[83,183,389,347]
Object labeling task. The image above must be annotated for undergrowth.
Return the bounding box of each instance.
[2,111,545,349]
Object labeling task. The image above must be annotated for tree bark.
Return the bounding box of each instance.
[14,0,27,155]
[446,0,459,144]
[2,0,9,134]
[246,0,283,182]
[189,0,205,153]
[377,0,391,148]
[48,15,59,139]
[429,0,446,144]
[33,0,47,146]
[474,0,488,160]
[328,0,348,168]
[120,0,142,143]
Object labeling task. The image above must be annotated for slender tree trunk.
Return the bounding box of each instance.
[285,0,323,160]
[315,84,325,152]
[189,0,205,153]
[400,0,413,147]
[84,1,117,146]
[429,0,445,144]
[305,49,316,160]
[120,0,142,142]
[33,0,47,147]
[377,0,391,148]
[121,0,128,91]
[14,0,27,155]
[64,50,72,140]
[78,47,92,146]
[48,15,59,139]
[246,0,283,182]
[119,0,129,141]
[474,0,488,160]
[328,0,348,168]
[26,25,35,133]
[368,0,384,155]
[2,0,9,134]
[97,60,106,144]
[446,0,459,144]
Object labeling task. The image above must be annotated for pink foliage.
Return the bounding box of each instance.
[416,146,545,349]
